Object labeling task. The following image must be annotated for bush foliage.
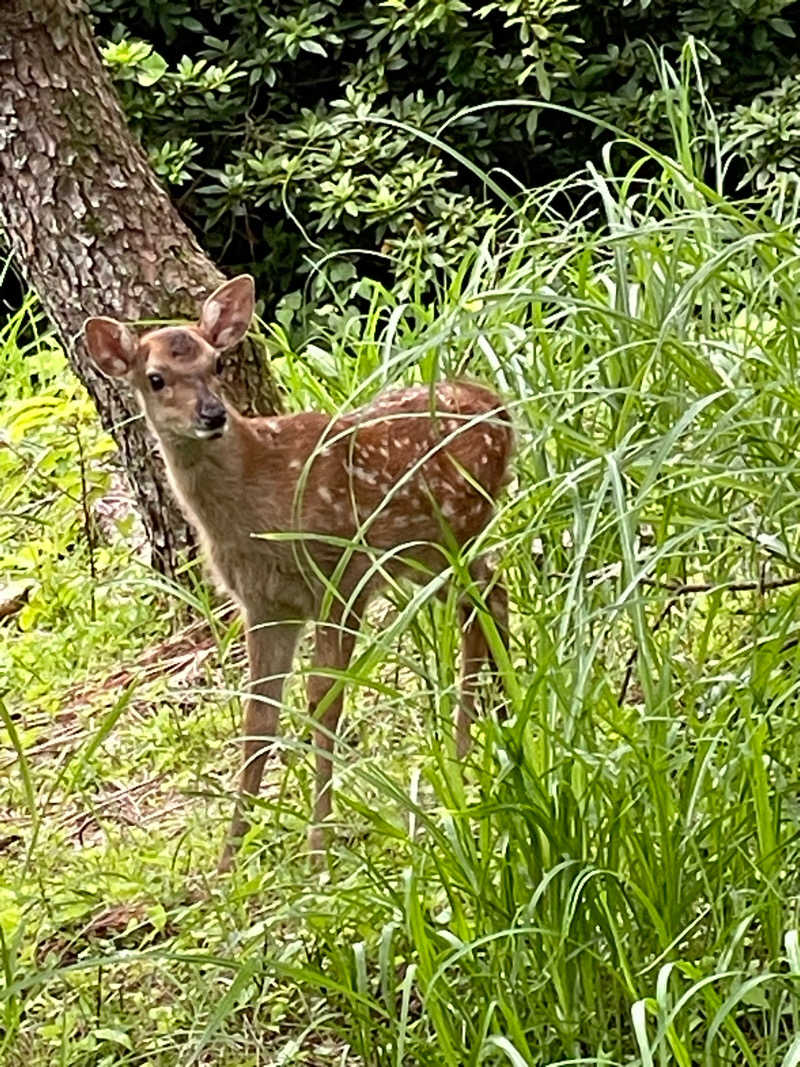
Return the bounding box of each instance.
[90,0,800,327]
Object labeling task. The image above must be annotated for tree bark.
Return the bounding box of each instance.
[0,0,281,575]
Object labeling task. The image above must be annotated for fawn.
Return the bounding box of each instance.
[84,276,513,870]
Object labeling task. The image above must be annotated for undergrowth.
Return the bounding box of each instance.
[4,58,800,1067]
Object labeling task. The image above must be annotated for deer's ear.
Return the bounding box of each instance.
[84,317,137,378]
[198,275,255,350]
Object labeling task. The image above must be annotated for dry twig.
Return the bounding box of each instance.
[617,572,800,706]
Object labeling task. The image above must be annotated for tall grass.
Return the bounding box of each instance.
[4,49,800,1066]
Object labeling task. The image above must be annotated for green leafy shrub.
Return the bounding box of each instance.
[89,0,799,332]
[724,71,800,190]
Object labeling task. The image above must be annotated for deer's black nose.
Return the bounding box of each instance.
[197,396,227,431]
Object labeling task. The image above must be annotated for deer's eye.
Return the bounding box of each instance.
[215,357,224,375]
[147,373,165,392]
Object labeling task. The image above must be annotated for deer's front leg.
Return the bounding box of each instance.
[219,618,301,871]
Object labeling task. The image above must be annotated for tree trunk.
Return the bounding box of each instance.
[0,0,281,575]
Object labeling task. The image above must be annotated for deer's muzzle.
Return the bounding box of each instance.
[195,394,227,438]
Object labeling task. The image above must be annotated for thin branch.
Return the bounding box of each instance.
[617,572,800,706]
[640,574,800,597]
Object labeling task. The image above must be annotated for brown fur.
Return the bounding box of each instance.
[84,276,513,869]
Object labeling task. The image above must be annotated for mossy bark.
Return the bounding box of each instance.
[0,0,281,575]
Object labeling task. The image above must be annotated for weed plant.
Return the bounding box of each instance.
[3,64,800,1066]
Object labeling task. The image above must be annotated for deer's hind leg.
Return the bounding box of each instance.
[455,557,509,758]
[307,601,364,861]
[219,617,302,872]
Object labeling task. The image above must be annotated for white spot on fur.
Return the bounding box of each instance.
[318,487,333,504]
[353,465,379,485]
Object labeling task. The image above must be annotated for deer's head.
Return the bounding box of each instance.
[84,276,255,442]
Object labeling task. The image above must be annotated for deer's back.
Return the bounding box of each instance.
[201,382,512,613]
[247,381,512,548]
[342,381,512,550]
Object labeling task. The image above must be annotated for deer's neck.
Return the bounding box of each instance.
[156,413,254,540]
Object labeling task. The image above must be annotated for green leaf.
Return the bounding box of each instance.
[92,1029,133,1050]
[137,52,167,87]
[768,17,795,37]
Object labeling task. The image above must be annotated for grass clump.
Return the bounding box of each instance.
[4,79,800,1066]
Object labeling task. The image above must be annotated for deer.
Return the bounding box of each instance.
[83,275,513,871]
